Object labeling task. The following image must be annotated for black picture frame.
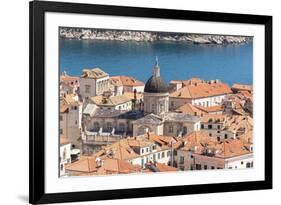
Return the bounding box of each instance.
[29,1,272,204]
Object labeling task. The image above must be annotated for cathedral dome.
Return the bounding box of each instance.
[144,58,168,93]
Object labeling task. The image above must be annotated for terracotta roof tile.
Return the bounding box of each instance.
[110,76,144,87]
[90,95,131,106]
[65,156,98,173]
[170,80,232,99]
[194,105,224,113]
[175,103,206,116]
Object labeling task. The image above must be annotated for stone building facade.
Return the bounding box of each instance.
[79,68,110,99]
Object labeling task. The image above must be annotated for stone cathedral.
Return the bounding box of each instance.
[132,58,200,137]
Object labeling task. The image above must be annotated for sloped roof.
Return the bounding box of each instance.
[175,103,206,116]
[97,158,141,174]
[90,95,131,106]
[170,81,232,99]
[133,113,163,125]
[83,104,97,116]
[110,76,144,87]
[65,156,98,173]
[65,156,142,175]
[163,112,200,123]
[194,105,224,113]
[81,68,109,79]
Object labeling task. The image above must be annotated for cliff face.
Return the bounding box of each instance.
[59,28,252,44]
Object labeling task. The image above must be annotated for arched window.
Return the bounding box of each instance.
[160,103,164,112]
[106,122,112,131]
[93,122,100,131]
[167,151,171,157]
[183,126,187,134]
[119,123,125,132]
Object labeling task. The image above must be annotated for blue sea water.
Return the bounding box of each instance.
[59,39,253,86]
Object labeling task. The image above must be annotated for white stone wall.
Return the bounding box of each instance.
[96,77,110,96]
[132,85,144,93]
[225,154,254,169]
[129,148,172,168]
[133,123,164,137]
[144,92,169,115]
[80,76,109,99]
[114,101,132,111]
[169,94,227,110]
[192,95,226,107]
[59,143,71,176]
[176,150,253,171]
[114,86,123,96]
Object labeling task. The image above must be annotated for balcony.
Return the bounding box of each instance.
[82,129,124,145]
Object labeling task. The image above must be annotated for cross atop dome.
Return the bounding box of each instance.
[153,56,160,77]
[155,56,159,67]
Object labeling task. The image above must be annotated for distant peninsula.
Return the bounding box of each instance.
[59,28,252,45]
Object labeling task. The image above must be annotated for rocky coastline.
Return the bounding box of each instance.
[60,28,252,44]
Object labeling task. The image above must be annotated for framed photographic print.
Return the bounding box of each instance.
[29,0,272,204]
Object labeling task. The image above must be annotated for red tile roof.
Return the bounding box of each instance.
[170,80,232,99]
[110,76,144,87]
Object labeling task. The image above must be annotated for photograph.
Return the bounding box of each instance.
[59,27,254,177]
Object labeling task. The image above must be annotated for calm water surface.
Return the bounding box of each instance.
[59,39,253,85]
